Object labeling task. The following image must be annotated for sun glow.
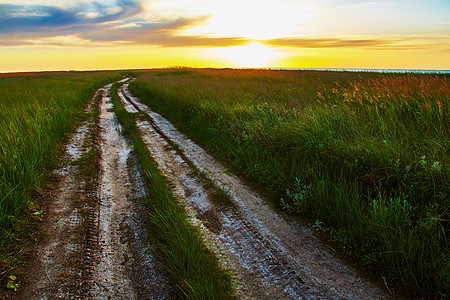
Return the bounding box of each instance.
[214,42,283,68]
[181,0,313,40]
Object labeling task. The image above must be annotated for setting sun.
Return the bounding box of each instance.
[214,42,283,68]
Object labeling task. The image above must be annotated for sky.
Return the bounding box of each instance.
[0,0,449,72]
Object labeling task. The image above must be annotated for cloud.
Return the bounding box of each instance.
[265,37,393,49]
[0,1,141,34]
[0,1,246,48]
[0,6,248,49]
[264,35,450,51]
[79,17,249,47]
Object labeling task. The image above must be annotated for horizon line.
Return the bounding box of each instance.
[1,67,450,75]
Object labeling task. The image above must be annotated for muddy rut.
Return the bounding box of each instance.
[15,80,388,299]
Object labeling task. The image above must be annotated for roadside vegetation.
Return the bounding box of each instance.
[110,83,234,299]
[0,71,120,286]
[130,68,449,297]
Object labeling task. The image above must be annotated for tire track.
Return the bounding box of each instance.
[91,84,169,299]
[119,82,389,299]
[15,89,101,299]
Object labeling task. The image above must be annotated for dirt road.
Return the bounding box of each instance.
[13,80,389,299]
[14,84,169,299]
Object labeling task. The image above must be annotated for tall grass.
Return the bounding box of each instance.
[0,71,120,247]
[110,83,234,299]
[130,69,449,297]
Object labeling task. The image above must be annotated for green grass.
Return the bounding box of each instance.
[129,68,449,297]
[209,187,234,206]
[0,71,120,236]
[110,83,234,299]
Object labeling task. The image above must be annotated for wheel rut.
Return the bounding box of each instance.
[90,84,170,299]
[118,82,390,299]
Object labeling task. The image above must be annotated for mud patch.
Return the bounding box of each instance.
[198,208,222,235]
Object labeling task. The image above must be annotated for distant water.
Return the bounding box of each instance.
[277,68,450,74]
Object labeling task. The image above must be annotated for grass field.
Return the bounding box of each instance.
[0,69,447,297]
[130,68,449,297]
[0,71,121,249]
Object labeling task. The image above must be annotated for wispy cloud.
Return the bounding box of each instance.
[0,1,141,35]
[265,34,450,51]
[80,17,248,47]
[265,37,391,48]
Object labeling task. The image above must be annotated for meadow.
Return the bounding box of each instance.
[130,68,449,297]
[0,71,121,249]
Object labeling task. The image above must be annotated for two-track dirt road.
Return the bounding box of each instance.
[13,80,389,299]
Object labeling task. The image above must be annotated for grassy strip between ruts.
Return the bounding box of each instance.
[110,82,234,299]
[129,68,449,298]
